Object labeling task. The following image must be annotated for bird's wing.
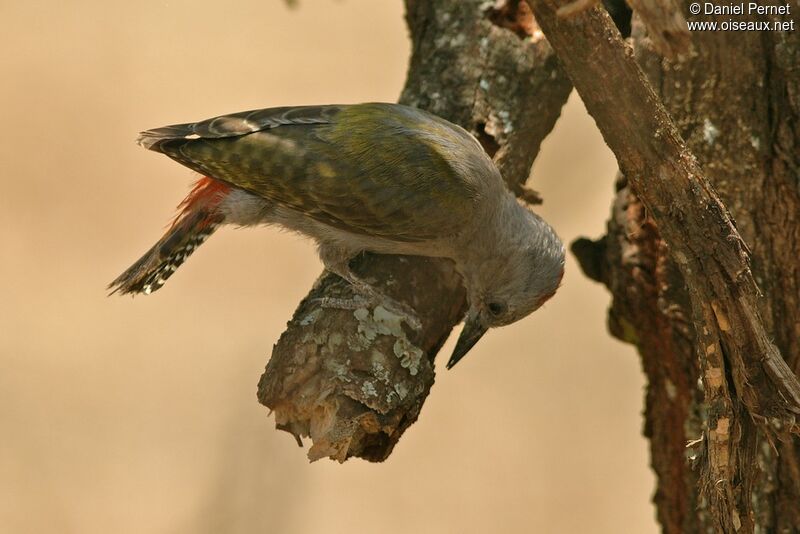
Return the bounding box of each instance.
[137,105,340,149]
[140,103,482,242]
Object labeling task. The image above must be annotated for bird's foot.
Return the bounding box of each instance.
[313,293,372,311]
[314,292,422,332]
[373,295,423,332]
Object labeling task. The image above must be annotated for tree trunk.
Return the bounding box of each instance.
[567,6,800,533]
[259,1,800,530]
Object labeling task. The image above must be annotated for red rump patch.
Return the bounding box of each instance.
[170,176,230,229]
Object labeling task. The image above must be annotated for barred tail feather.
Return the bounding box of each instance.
[109,177,230,296]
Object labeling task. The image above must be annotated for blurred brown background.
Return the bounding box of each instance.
[0,1,658,532]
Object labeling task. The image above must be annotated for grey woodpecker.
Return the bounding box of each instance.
[110,103,565,368]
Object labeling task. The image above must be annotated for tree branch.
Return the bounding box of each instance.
[257,0,572,462]
[523,0,800,529]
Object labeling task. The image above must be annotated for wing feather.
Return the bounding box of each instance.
[137,105,340,149]
[139,103,483,241]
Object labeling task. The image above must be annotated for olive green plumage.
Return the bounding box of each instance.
[118,103,566,367]
[145,103,482,242]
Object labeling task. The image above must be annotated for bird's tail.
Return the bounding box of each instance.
[109,177,230,296]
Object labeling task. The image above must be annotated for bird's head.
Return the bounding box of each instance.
[448,210,565,369]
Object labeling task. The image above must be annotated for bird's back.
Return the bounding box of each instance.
[138,103,498,243]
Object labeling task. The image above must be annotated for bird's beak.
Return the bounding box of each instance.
[447,311,488,369]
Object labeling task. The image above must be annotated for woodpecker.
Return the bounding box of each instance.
[110,103,565,368]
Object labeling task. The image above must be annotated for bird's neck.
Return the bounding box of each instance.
[454,193,534,286]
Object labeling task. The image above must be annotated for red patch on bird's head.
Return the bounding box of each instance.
[536,267,564,308]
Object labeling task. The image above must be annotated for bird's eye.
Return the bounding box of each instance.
[487,301,506,316]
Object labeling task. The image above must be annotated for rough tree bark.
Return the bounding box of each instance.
[550,2,800,532]
[257,0,572,462]
[259,2,800,530]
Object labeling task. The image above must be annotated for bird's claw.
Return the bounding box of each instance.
[375,296,423,332]
[312,294,372,311]
[313,293,423,332]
